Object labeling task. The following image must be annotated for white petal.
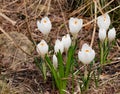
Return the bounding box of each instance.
[69,17,83,35]
[98,28,106,41]
[78,44,95,64]
[36,40,49,57]
[108,28,116,42]
[62,34,71,51]
[37,20,41,30]
[54,39,64,54]
[97,13,111,30]
[78,51,89,64]
[37,17,52,35]
[81,43,90,52]
[89,50,95,63]
[53,54,58,69]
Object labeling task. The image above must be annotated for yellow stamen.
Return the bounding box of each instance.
[43,20,47,23]
[40,43,44,46]
[103,14,106,21]
[74,20,78,24]
[85,49,90,52]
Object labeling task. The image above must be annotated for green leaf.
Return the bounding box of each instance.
[57,51,65,78]
[34,57,46,77]
[45,55,60,89]
[65,46,75,77]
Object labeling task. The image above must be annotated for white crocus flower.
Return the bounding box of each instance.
[52,54,58,69]
[98,28,106,42]
[97,13,111,30]
[108,28,116,42]
[69,17,83,37]
[54,39,64,54]
[36,40,49,58]
[62,34,72,52]
[37,17,52,35]
[78,43,95,64]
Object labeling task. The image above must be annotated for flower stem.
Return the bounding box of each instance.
[100,42,104,64]
[84,65,89,90]
[84,65,88,80]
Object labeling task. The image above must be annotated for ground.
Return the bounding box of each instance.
[0,0,120,94]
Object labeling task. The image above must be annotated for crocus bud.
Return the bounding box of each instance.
[78,43,95,64]
[37,17,52,35]
[54,39,64,54]
[52,54,58,69]
[62,34,71,52]
[36,40,49,57]
[108,28,116,42]
[69,17,83,37]
[98,28,106,42]
[97,13,111,30]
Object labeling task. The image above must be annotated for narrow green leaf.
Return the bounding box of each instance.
[45,55,60,89]
[65,46,75,77]
[57,51,64,78]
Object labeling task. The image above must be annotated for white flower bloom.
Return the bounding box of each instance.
[108,28,116,42]
[36,40,49,57]
[78,43,95,64]
[98,28,106,42]
[69,17,83,35]
[54,39,64,54]
[37,17,52,35]
[62,34,71,52]
[52,54,58,69]
[97,13,111,30]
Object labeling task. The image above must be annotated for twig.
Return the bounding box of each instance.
[100,72,120,86]
[0,12,16,26]
[3,0,19,8]
[90,0,97,47]
[83,4,120,27]
[102,0,114,10]
[38,0,48,16]
[69,1,92,17]
[46,0,51,16]
[24,0,36,46]
[107,4,120,14]
[96,0,104,15]
[35,0,42,18]
[90,0,114,17]
[0,27,32,57]
[57,0,69,33]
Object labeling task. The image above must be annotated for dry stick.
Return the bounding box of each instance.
[3,0,19,8]
[102,0,114,9]
[0,12,16,26]
[46,0,51,16]
[100,72,120,86]
[24,0,36,46]
[116,41,120,50]
[0,9,18,13]
[38,0,48,16]
[106,4,120,14]
[69,1,92,17]
[90,0,97,47]
[0,27,32,57]
[90,0,114,17]
[83,4,120,27]
[35,0,42,18]
[96,0,104,15]
[57,0,69,34]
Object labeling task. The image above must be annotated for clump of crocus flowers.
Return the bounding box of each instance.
[35,14,117,94]
[97,13,116,64]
